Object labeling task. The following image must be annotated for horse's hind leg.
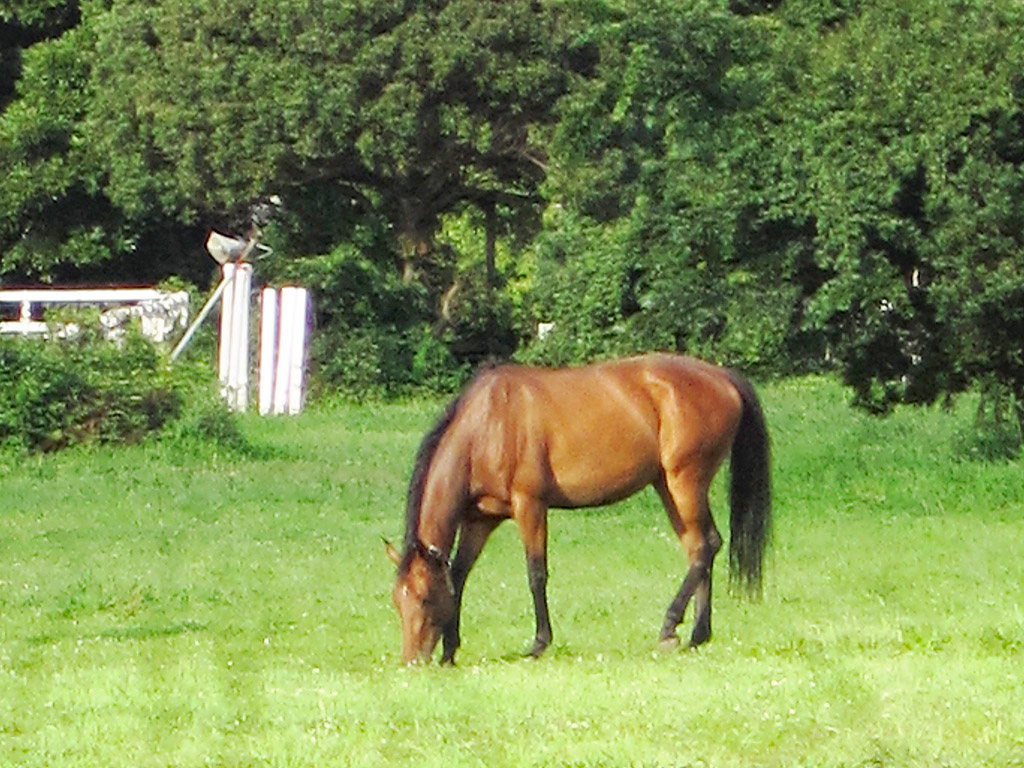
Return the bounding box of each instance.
[655,473,723,648]
[442,513,503,664]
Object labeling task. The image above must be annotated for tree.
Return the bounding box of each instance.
[763,0,1024,422]
[85,0,582,273]
[2,1,587,290]
[533,0,803,373]
[1,0,80,108]
[0,0,216,284]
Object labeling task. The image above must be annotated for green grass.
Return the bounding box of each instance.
[2,378,1023,767]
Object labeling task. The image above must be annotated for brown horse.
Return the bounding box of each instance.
[385,354,771,664]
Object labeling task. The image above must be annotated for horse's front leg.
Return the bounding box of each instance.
[441,513,502,665]
[513,494,551,657]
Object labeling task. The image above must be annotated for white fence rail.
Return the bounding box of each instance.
[0,288,188,342]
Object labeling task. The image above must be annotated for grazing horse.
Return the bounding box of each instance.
[385,354,771,664]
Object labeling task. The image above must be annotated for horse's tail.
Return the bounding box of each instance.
[724,369,772,598]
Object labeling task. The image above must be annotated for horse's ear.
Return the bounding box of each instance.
[383,538,402,566]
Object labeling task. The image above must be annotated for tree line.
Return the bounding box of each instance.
[4,0,1024,436]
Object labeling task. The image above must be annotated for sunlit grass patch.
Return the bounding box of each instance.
[2,378,1023,766]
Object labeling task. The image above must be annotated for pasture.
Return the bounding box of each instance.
[1,376,1023,767]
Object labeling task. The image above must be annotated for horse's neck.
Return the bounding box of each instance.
[417,437,470,556]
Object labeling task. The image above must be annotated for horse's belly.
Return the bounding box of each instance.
[544,435,660,508]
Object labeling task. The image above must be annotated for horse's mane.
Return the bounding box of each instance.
[403,396,461,552]
[400,362,505,573]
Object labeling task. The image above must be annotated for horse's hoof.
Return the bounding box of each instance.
[527,639,549,658]
[658,634,681,652]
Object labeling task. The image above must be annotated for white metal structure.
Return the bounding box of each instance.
[0,287,187,341]
[258,288,279,416]
[173,266,309,416]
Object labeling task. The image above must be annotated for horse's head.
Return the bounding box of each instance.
[385,540,455,664]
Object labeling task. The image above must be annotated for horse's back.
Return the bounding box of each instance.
[633,355,745,475]
[460,355,743,509]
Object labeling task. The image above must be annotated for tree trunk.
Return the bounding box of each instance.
[397,198,435,284]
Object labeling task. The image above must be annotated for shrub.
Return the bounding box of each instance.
[160,389,246,450]
[952,379,1023,462]
[411,326,469,395]
[0,318,228,452]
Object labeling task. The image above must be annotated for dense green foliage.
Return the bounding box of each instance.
[0,320,236,451]
[5,0,1024,429]
[2,381,1024,766]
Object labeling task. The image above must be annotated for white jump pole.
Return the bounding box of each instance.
[272,287,296,415]
[218,262,253,412]
[258,288,278,416]
[261,285,310,416]
[286,287,309,415]
[232,263,252,412]
[218,263,236,395]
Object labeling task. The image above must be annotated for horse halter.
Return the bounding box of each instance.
[415,539,455,595]
[416,539,451,570]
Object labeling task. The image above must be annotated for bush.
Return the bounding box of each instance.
[442,264,519,368]
[517,215,636,367]
[952,380,1024,462]
[160,389,246,450]
[272,242,442,398]
[315,328,388,400]
[411,326,469,395]
[0,319,229,452]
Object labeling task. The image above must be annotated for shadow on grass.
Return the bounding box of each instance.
[28,619,208,645]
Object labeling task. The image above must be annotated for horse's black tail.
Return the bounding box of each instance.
[725,369,772,598]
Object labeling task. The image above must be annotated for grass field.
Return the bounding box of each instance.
[1,376,1023,767]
